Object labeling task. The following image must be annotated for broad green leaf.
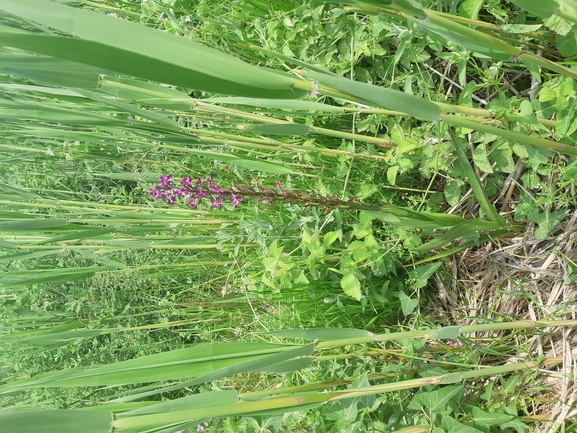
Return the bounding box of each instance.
[539,86,557,102]
[558,97,577,136]
[500,419,529,433]
[471,407,513,427]
[527,209,568,239]
[557,32,577,58]
[411,385,464,413]
[302,70,441,122]
[472,143,493,173]
[509,100,549,134]
[248,45,341,77]
[409,262,442,289]
[460,0,483,20]
[0,342,310,392]
[0,0,309,99]
[524,145,550,171]
[368,205,465,230]
[323,231,340,247]
[508,0,559,18]
[442,415,484,433]
[413,220,504,254]
[326,399,358,423]
[0,249,60,263]
[1,329,103,346]
[444,179,461,206]
[122,390,239,417]
[117,391,239,433]
[409,12,518,61]
[387,165,399,185]
[0,239,19,249]
[256,358,312,373]
[349,240,371,263]
[545,11,574,36]
[1,267,117,288]
[0,52,111,88]
[0,408,113,433]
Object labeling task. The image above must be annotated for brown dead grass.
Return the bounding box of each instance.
[433,212,577,431]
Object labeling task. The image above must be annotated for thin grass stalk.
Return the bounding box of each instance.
[443,114,577,155]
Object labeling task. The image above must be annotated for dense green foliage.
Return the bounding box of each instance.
[0,0,576,432]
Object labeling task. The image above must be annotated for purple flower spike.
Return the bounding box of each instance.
[211,196,223,209]
[186,196,198,209]
[181,176,192,187]
[230,194,242,208]
[159,174,172,188]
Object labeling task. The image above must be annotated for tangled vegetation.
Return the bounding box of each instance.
[0,0,576,432]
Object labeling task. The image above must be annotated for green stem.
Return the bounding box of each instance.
[443,114,577,155]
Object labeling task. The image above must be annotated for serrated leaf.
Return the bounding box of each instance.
[323,231,340,247]
[557,32,577,58]
[358,183,378,200]
[341,272,362,301]
[444,180,461,206]
[472,143,493,173]
[512,143,529,158]
[558,97,577,137]
[538,86,557,102]
[525,145,549,171]
[390,124,405,144]
[545,12,573,36]
[387,165,399,185]
[399,137,420,153]
[350,241,371,263]
[494,145,515,172]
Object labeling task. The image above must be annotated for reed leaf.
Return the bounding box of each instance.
[0,408,113,433]
[0,0,311,98]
